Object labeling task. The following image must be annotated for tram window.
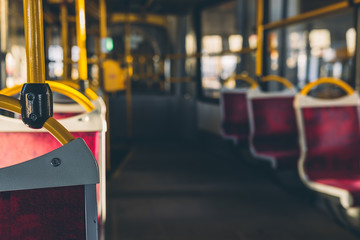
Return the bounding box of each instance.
[229,35,243,52]
[200,0,256,99]
[48,45,64,79]
[267,0,347,23]
[202,35,222,54]
[185,32,197,77]
[201,53,256,96]
[5,46,26,88]
[264,10,355,91]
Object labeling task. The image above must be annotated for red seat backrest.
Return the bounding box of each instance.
[301,106,360,178]
[250,96,298,152]
[221,91,249,140]
[0,132,99,168]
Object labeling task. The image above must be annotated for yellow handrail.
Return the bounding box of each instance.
[0,82,95,112]
[300,77,354,96]
[85,88,99,100]
[57,80,79,89]
[57,80,99,101]
[261,75,293,89]
[0,94,22,114]
[0,94,74,145]
[43,117,75,145]
[233,74,258,89]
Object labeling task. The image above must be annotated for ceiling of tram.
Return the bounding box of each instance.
[45,0,231,21]
[46,0,346,17]
[105,0,230,14]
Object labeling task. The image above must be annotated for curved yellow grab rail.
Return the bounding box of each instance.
[224,74,258,89]
[233,74,258,89]
[57,80,79,90]
[300,77,354,96]
[0,94,74,145]
[84,88,99,101]
[43,117,75,145]
[58,80,98,101]
[0,82,95,112]
[261,75,293,89]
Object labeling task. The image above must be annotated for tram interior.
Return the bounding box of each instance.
[2,0,360,239]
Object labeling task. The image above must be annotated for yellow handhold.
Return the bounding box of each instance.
[0,82,95,112]
[300,77,354,96]
[234,74,258,89]
[0,94,74,145]
[57,80,99,100]
[261,75,294,89]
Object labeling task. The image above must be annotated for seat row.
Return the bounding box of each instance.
[220,76,360,209]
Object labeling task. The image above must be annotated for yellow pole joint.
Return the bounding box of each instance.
[23,0,46,84]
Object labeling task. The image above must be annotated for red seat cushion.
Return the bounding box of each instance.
[302,106,360,206]
[250,96,299,169]
[0,186,86,239]
[221,92,249,142]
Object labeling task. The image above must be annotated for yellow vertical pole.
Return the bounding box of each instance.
[125,21,133,139]
[0,0,8,89]
[0,0,8,53]
[99,0,107,60]
[23,0,46,84]
[256,0,264,77]
[75,0,88,81]
[60,3,68,80]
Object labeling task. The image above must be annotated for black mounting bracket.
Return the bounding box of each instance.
[20,83,53,129]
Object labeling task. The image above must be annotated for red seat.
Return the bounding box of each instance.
[0,139,99,239]
[247,89,299,170]
[220,89,250,143]
[297,98,360,207]
[296,97,360,207]
[0,101,107,227]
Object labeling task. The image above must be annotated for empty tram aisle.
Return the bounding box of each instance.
[106,141,358,240]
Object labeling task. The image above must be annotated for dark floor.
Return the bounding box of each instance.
[106,141,359,240]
